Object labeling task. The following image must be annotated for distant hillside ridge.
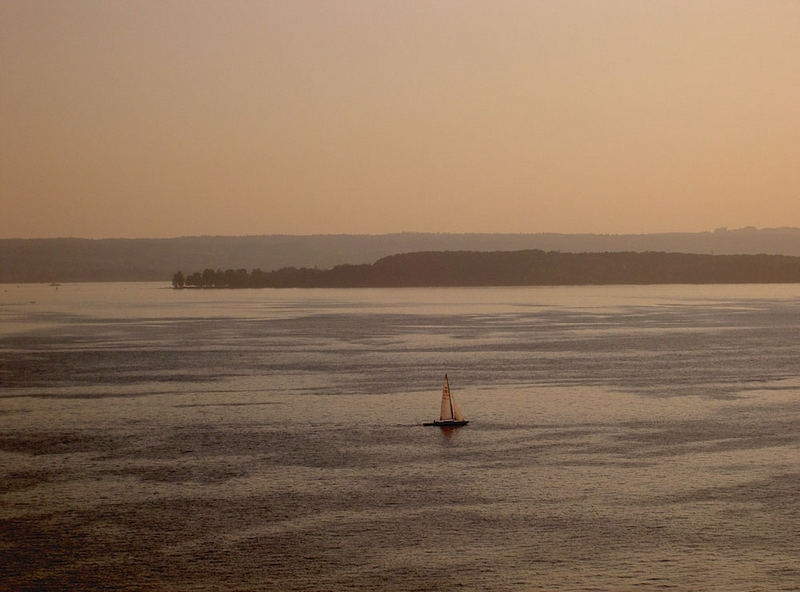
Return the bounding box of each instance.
[3,227,800,282]
[174,250,800,288]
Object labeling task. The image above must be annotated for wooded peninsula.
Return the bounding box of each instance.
[172,250,800,288]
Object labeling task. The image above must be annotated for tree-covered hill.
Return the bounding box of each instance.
[5,227,800,283]
[174,250,800,288]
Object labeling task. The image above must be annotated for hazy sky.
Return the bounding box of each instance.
[2,1,799,238]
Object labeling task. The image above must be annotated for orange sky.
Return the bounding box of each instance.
[2,1,799,238]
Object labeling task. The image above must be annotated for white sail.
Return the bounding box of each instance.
[439,375,453,420]
[438,374,466,421]
[451,398,465,422]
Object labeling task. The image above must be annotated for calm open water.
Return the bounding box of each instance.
[1,282,799,591]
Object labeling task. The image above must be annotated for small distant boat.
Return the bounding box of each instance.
[423,374,469,427]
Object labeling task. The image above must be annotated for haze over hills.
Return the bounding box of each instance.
[2,227,800,283]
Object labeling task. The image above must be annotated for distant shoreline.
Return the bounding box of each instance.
[172,250,800,289]
[5,228,800,283]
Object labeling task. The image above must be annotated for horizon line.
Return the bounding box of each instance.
[1,226,796,242]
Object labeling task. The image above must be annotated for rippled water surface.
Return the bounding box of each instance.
[1,283,799,591]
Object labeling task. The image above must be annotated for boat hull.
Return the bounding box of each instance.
[423,420,469,427]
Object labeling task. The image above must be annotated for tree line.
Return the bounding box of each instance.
[172,250,800,289]
[171,265,374,288]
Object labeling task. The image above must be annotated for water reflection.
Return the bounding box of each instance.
[437,425,464,440]
[2,283,800,591]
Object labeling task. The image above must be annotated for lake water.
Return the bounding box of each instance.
[1,282,799,591]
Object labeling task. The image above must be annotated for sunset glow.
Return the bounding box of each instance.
[2,1,799,238]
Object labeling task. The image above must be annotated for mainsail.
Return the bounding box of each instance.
[439,374,465,422]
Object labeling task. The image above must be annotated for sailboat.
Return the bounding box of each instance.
[423,374,469,427]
